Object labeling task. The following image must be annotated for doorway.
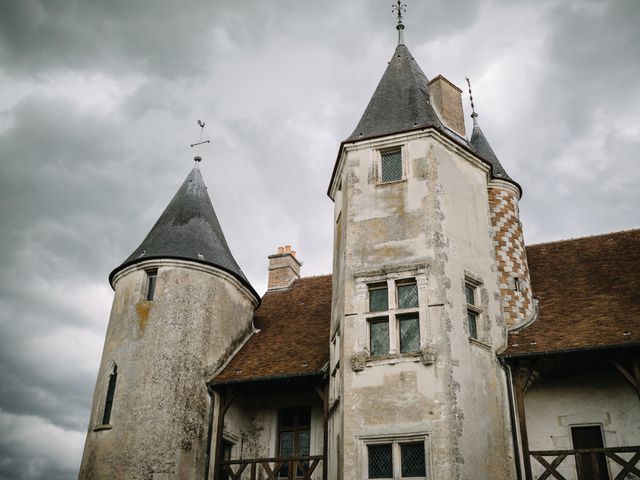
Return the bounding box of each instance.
[571,425,609,480]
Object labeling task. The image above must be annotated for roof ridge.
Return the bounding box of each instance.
[526,227,640,248]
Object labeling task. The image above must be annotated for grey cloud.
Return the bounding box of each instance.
[1,2,639,479]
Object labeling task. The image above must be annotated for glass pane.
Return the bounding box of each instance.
[399,316,420,353]
[465,285,475,305]
[398,283,418,309]
[146,274,157,301]
[468,311,478,339]
[279,432,294,457]
[369,287,388,312]
[368,444,393,478]
[370,319,389,357]
[401,442,426,477]
[298,430,310,456]
[381,150,402,182]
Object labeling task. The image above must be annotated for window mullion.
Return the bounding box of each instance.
[393,442,401,479]
[387,280,398,355]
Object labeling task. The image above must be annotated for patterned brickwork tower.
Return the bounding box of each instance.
[466,77,534,328]
[488,182,534,327]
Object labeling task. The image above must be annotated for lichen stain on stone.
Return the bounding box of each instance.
[135,302,153,333]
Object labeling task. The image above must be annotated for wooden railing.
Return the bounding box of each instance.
[219,455,323,480]
[529,446,640,480]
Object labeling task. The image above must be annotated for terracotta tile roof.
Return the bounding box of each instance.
[212,275,332,384]
[502,229,640,357]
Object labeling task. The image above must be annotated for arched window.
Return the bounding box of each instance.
[102,364,117,425]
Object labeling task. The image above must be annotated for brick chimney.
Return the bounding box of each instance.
[268,245,301,290]
[428,75,466,137]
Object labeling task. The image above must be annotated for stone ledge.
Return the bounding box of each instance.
[93,424,113,432]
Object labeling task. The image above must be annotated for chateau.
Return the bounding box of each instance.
[79,11,640,480]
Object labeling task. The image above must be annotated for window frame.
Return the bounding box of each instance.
[365,277,422,359]
[360,432,431,480]
[379,147,404,183]
[145,269,158,301]
[464,279,482,341]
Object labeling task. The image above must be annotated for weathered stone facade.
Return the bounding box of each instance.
[79,260,257,480]
[327,131,515,480]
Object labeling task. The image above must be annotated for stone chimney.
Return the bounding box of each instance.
[428,75,466,137]
[268,245,301,290]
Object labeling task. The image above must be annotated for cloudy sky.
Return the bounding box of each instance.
[0,0,639,478]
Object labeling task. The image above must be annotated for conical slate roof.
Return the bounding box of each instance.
[346,43,444,141]
[469,123,514,182]
[109,166,259,301]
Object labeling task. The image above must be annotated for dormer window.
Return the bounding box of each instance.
[380,148,403,183]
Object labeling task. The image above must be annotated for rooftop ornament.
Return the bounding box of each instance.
[392,1,407,45]
[465,77,479,127]
[190,119,210,163]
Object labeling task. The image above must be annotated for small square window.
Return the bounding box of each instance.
[397,282,418,309]
[381,149,402,183]
[369,318,390,357]
[401,442,426,477]
[369,285,389,312]
[368,444,393,479]
[146,270,158,301]
[399,314,420,353]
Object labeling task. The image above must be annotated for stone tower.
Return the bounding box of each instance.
[79,166,259,480]
[326,36,518,479]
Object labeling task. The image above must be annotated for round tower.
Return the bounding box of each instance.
[79,166,259,480]
[469,113,534,328]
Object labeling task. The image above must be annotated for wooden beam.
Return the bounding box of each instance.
[513,363,534,480]
[212,389,225,480]
[609,356,640,403]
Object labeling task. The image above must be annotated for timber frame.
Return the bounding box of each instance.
[208,374,328,480]
[501,346,640,480]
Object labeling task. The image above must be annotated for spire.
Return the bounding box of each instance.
[109,166,259,301]
[346,43,443,142]
[392,1,407,45]
[465,77,515,183]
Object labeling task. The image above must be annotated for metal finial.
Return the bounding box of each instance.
[465,77,479,127]
[392,1,407,45]
[190,119,210,163]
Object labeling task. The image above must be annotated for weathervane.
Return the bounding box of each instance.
[190,119,210,163]
[392,1,407,44]
[465,77,479,127]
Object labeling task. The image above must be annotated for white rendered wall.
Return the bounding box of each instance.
[526,372,640,480]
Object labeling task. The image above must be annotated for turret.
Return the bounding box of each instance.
[326,13,515,478]
[466,79,534,328]
[79,165,259,480]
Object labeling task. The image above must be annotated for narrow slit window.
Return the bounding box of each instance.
[146,270,158,301]
[381,149,402,183]
[102,365,117,425]
[465,282,481,340]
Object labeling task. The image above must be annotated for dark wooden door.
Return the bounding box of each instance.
[571,426,609,480]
